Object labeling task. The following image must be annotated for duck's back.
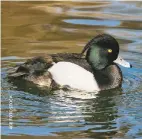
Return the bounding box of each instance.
[51,53,92,71]
[8,53,92,78]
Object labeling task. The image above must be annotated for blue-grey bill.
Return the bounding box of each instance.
[114,56,132,68]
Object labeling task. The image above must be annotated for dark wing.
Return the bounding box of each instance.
[8,53,92,78]
[50,53,92,72]
[8,55,53,78]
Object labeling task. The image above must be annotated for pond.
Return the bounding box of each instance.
[1,1,142,139]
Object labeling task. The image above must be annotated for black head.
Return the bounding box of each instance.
[80,34,119,70]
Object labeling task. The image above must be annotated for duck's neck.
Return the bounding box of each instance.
[92,63,122,90]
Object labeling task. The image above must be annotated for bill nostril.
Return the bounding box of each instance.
[130,64,132,68]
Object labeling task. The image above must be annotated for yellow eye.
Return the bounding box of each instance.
[108,49,112,53]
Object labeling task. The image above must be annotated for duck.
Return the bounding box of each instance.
[8,34,132,92]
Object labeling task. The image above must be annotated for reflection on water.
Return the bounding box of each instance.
[1,1,142,139]
[64,19,121,27]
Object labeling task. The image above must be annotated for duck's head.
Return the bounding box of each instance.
[80,34,132,70]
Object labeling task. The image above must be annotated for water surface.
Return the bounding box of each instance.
[1,1,142,139]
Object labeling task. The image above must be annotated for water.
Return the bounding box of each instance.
[1,1,142,139]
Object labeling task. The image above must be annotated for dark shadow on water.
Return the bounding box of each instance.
[82,88,122,127]
[7,78,53,97]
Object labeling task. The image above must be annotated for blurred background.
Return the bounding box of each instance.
[1,1,142,139]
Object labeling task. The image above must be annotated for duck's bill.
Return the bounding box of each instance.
[114,56,132,68]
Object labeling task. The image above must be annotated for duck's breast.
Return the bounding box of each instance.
[48,62,100,92]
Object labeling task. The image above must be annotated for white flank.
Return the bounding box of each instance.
[48,62,100,92]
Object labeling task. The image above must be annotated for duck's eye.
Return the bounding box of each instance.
[108,49,112,53]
